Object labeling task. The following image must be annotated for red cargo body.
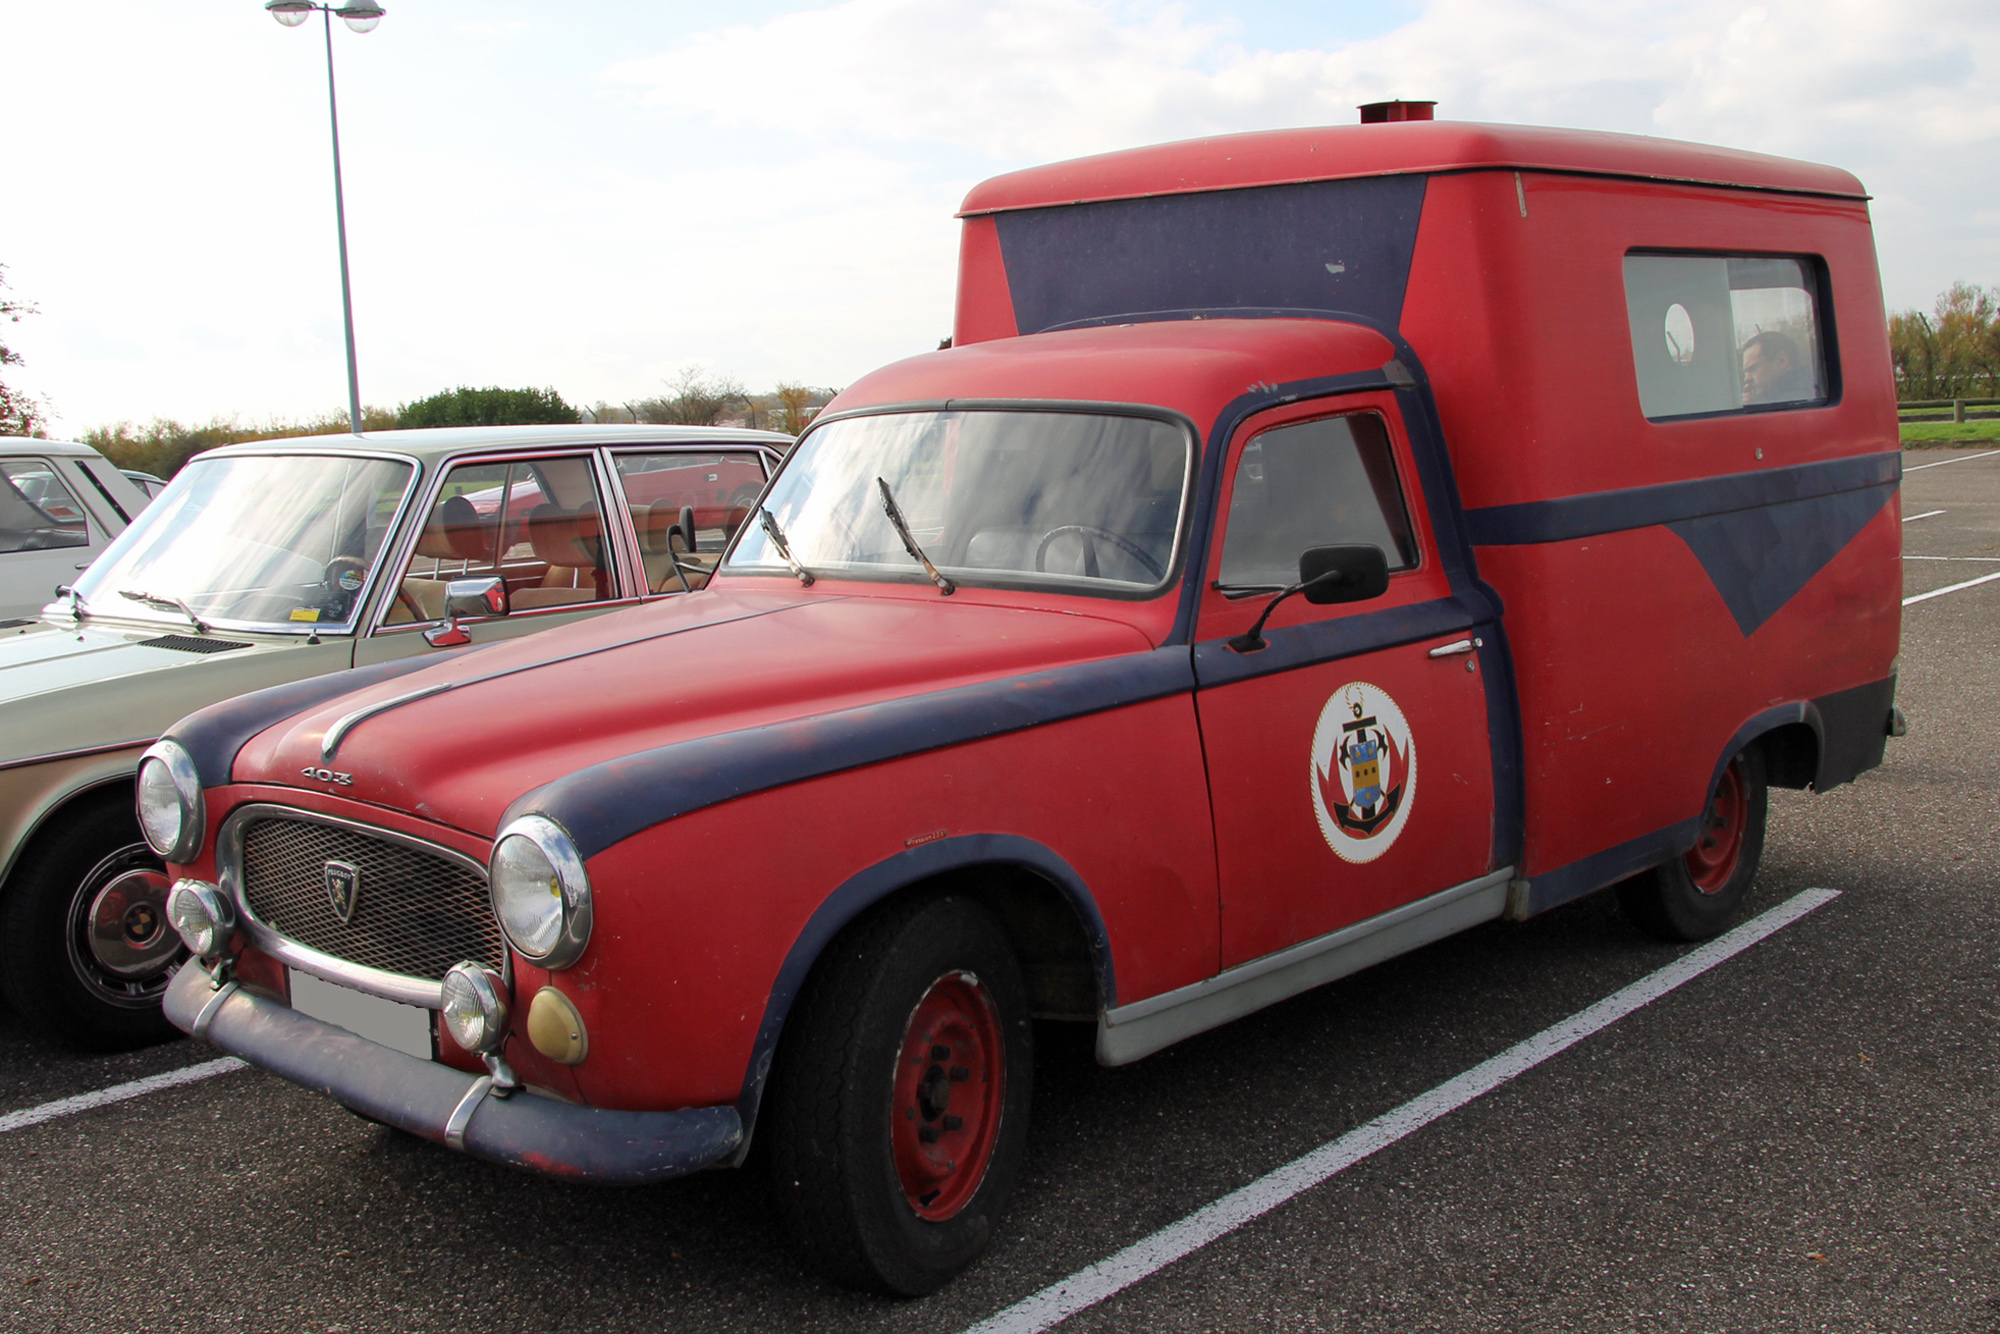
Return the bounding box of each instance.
[150,119,1899,1294]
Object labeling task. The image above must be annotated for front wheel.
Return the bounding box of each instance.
[764,895,1033,1296]
[0,794,186,1050]
[1618,745,1769,942]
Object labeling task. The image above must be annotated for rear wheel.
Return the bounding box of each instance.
[765,895,1032,1296]
[1618,745,1768,942]
[0,793,185,1050]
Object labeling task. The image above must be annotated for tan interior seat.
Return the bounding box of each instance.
[387,494,494,624]
[512,504,610,610]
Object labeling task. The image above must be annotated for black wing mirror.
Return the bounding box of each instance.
[1229,544,1390,653]
[1299,544,1389,605]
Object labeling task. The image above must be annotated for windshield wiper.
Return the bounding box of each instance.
[119,589,208,635]
[757,507,815,587]
[876,477,954,595]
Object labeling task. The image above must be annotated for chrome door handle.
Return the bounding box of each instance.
[1427,637,1482,658]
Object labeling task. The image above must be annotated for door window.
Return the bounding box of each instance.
[612,451,770,593]
[0,459,89,554]
[1216,413,1417,592]
[386,455,619,625]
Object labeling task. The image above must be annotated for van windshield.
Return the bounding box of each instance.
[71,453,413,633]
[725,410,1189,596]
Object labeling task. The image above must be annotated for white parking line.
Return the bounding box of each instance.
[1903,509,1945,522]
[1904,556,2000,562]
[963,888,1840,1334]
[1905,448,2000,471]
[1904,571,2000,606]
[0,1057,244,1135]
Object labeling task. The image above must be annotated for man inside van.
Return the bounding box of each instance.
[1741,330,1815,405]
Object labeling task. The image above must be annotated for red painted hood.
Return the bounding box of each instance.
[232,586,1155,839]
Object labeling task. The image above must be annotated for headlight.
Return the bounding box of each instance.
[488,816,592,970]
[166,879,234,958]
[440,961,510,1054]
[136,740,204,863]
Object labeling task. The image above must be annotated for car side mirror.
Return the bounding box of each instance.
[1299,544,1390,605]
[445,576,508,619]
[425,576,508,647]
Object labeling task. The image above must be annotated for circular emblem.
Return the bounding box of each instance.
[1309,681,1416,863]
[337,568,364,592]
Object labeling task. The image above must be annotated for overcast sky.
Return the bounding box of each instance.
[2,0,1995,435]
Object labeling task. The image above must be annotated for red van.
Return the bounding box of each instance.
[151,114,1900,1295]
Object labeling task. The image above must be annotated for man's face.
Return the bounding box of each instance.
[1742,341,1791,402]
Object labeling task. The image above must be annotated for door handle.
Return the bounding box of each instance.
[1427,637,1483,658]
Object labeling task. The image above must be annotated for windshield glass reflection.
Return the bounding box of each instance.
[727,411,1188,595]
[72,454,413,632]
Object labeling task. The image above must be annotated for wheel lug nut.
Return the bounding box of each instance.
[949,1065,969,1082]
[943,1114,963,1131]
[918,1126,941,1144]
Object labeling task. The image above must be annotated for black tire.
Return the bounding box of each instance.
[1618,744,1769,942]
[764,894,1033,1296]
[0,792,184,1051]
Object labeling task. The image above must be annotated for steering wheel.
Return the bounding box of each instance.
[1033,525,1164,581]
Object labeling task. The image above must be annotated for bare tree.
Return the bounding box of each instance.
[770,382,826,436]
[633,365,748,425]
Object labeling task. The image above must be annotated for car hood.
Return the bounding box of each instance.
[230,587,1161,841]
[0,618,350,763]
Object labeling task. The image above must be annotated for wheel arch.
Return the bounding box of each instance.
[0,770,140,897]
[730,833,1113,1154]
[1714,702,1822,798]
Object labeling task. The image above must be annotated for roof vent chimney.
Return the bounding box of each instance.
[1359,101,1436,124]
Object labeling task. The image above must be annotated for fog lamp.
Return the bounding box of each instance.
[441,962,510,1054]
[166,879,234,958]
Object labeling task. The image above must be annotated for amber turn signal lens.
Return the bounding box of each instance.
[526,987,588,1066]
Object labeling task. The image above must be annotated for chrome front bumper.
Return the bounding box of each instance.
[163,963,741,1184]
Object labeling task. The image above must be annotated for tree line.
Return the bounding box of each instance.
[1890,282,2000,401]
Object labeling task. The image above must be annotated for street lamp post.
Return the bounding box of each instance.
[266,1,386,436]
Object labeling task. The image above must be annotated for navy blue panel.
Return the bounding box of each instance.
[1462,452,1901,546]
[995,176,1428,336]
[168,650,472,790]
[511,647,1196,860]
[732,834,1113,1133]
[1667,482,1896,635]
[1192,596,1478,688]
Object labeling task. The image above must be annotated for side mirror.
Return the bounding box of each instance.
[425,576,508,647]
[1299,544,1389,605]
[444,576,508,619]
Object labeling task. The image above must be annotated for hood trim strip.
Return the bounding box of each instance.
[507,645,1197,861]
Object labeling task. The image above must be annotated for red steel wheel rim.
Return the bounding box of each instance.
[890,970,1005,1222]
[1685,759,1748,894]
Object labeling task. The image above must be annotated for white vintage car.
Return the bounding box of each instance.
[0,423,787,1049]
[0,437,154,623]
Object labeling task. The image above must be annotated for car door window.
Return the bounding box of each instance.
[612,451,770,593]
[0,459,90,554]
[1216,413,1416,590]
[386,455,620,625]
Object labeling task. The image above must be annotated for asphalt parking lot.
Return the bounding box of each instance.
[2,447,1996,1334]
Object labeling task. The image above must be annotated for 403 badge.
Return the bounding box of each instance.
[1309,681,1416,863]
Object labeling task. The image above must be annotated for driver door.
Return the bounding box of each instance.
[1192,397,1497,969]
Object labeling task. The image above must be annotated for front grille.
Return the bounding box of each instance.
[239,817,503,981]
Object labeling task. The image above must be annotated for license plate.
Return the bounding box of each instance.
[288,969,433,1059]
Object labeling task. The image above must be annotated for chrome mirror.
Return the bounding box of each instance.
[425,577,507,647]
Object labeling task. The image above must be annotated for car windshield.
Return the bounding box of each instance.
[726,410,1189,596]
[71,453,414,632]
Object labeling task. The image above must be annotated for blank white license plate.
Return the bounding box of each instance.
[289,969,433,1059]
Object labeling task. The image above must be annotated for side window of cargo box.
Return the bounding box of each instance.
[1217,412,1418,588]
[1623,253,1832,420]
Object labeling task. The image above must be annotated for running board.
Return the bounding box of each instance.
[1095,868,1514,1066]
